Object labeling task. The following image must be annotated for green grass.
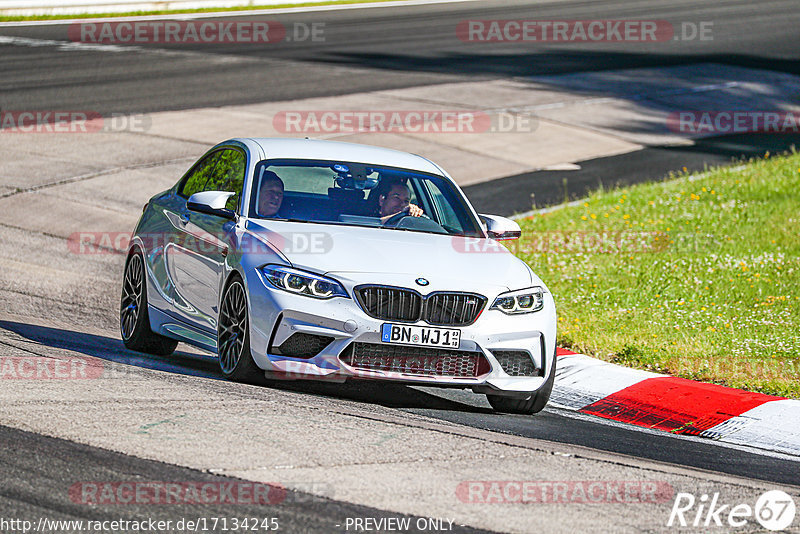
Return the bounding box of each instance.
[513,150,800,398]
[0,0,389,21]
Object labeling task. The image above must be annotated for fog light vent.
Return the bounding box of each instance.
[492,350,540,376]
[272,333,334,359]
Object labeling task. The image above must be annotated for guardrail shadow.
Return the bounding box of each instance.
[0,320,488,413]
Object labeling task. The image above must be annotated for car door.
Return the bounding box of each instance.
[168,148,246,334]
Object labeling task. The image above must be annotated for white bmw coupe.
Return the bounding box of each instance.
[121,138,556,414]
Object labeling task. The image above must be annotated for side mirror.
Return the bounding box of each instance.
[187,191,237,220]
[479,214,521,241]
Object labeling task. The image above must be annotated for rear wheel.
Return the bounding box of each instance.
[120,250,178,356]
[487,350,557,415]
[218,276,262,383]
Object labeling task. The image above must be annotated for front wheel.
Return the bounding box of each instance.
[120,250,178,356]
[217,276,262,383]
[487,351,557,415]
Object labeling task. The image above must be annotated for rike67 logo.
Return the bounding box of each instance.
[668,490,796,531]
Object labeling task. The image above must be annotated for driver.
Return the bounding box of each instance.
[377,180,423,223]
[258,171,284,217]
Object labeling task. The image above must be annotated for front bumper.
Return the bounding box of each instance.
[245,273,557,397]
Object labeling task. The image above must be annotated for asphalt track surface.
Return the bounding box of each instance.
[2,0,800,529]
[465,132,800,215]
[2,0,800,216]
[3,319,799,488]
[0,423,492,533]
[0,0,799,115]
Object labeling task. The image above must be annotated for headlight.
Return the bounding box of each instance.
[261,265,348,299]
[490,287,544,314]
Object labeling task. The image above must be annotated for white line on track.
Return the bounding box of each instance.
[0,0,482,26]
[0,34,260,61]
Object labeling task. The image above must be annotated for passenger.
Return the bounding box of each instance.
[258,171,284,217]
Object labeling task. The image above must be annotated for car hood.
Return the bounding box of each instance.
[245,220,534,293]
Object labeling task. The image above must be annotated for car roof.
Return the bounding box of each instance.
[241,137,447,176]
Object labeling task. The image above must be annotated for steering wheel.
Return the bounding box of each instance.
[382,209,410,227]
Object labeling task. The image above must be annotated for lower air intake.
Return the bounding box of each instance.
[340,342,490,377]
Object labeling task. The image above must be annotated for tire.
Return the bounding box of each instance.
[217,276,262,383]
[487,349,557,415]
[120,250,178,356]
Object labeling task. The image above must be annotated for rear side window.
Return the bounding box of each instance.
[179,149,246,211]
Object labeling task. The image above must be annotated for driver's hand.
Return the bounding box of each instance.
[408,204,423,217]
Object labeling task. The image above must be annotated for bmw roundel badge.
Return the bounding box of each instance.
[415,277,429,286]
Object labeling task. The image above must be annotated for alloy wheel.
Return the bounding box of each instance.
[218,281,248,374]
[120,254,143,341]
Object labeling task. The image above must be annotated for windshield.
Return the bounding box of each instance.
[249,159,483,237]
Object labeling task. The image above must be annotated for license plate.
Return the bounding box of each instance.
[381,323,460,348]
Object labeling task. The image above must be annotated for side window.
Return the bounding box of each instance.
[180,152,220,199]
[213,149,246,211]
[179,149,246,212]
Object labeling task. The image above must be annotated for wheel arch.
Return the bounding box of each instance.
[218,266,248,325]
